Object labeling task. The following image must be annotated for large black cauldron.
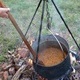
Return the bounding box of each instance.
[32,35,71,79]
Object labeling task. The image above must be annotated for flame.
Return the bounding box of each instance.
[28,59,33,65]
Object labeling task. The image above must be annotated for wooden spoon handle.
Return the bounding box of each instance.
[0,0,36,60]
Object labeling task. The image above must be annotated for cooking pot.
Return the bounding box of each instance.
[32,35,71,79]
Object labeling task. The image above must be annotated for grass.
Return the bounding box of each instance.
[58,0,80,49]
[0,0,80,62]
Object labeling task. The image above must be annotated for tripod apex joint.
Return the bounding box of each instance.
[42,0,48,2]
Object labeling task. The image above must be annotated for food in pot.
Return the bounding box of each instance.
[38,47,66,66]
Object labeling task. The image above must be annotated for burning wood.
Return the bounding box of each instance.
[11,65,27,80]
[0,41,33,80]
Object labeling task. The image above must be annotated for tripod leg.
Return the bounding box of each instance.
[51,0,80,50]
[25,0,42,36]
[36,0,46,62]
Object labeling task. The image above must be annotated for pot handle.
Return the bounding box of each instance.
[70,50,80,60]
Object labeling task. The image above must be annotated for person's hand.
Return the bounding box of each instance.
[0,8,10,18]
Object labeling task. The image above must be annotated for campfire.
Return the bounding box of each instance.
[0,38,80,80]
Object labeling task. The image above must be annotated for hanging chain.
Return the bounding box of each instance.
[46,0,52,29]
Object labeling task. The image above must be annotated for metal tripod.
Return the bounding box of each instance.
[25,0,80,50]
[25,0,80,80]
